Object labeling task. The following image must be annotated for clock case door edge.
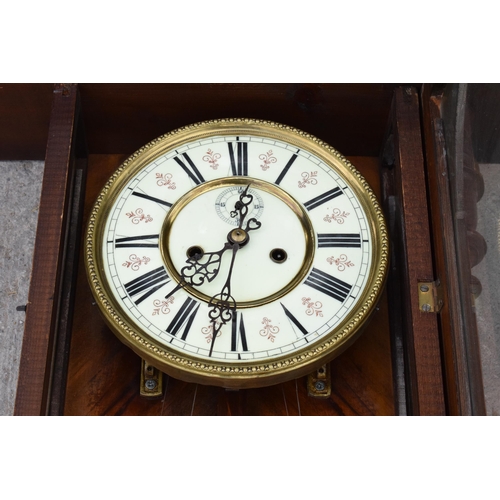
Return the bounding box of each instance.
[14,84,89,416]
[381,86,446,416]
[420,84,486,416]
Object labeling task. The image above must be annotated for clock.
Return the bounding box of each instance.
[85,119,388,389]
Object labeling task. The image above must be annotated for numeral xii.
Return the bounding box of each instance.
[228,140,248,176]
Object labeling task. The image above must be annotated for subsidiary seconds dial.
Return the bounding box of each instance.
[86,119,388,388]
[215,186,264,226]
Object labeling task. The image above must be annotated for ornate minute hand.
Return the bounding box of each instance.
[206,185,261,356]
[207,242,239,357]
[165,184,261,356]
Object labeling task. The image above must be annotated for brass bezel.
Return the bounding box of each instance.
[85,118,389,389]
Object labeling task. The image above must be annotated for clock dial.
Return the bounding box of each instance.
[86,119,388,388]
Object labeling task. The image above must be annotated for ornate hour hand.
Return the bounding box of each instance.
[180,243,232,287]
[164,242,232,299]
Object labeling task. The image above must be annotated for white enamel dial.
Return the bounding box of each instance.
[87,120,388,387]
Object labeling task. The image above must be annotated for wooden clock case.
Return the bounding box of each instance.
[2,83,483,416]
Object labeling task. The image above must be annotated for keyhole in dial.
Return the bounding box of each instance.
[186,245,204,260]
[270,248,287,263]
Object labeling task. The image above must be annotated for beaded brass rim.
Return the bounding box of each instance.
[85,118,389,388]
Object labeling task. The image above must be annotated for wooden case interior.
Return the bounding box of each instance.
[5,84,450,415]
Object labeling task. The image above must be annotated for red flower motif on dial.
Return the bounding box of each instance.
[202,320,223,343]
[302,297,323,317]
[298,171,318,188]
[203,149,221,170]
[152,297,175,316]
[327,254,354,271]
[324,208,350,224]
[260,317,279,342]
[123,254,151,271]
[259,150,277,171]
[126,208,153,224]
[156,173,176,189]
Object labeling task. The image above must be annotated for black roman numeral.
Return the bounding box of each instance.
[174,153,205,185]
[231,311,249,353]
[304,187,343,211]
[304,267,352,302]
[166,297,200,340]
[228,141,248,176]
[275,152,299,185]
[281,303,308,336]
[123,266,171,305]
[318,233,362,248]
[115,234,159,248]
[132,191,172,207]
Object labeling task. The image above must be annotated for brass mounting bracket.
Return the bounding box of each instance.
[307,364,331,398]
[140,359,163,398]
[418,279,444,313]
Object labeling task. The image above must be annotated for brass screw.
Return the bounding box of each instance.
[315,381,326,391]
[145,379,157,391]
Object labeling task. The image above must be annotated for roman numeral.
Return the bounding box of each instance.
[304,187,343,211]
[281,303,308,336]
[174,153,205,185]
[132,191,172,207]
[123,266,171,305]
[231,311,249,353]
[228,141,248,176]
[275,152,298,185]
[304,267,352,302]
[318,233,361,248]
[115,234,159,248]
[166,297,200,340]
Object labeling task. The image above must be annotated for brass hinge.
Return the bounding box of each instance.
[140,359,163,398]
[418,279,444,313]
[307,364,331,398]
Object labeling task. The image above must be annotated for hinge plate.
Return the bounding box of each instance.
[140,359,163,398]
[418,279,444,313]
[307,364,331,398]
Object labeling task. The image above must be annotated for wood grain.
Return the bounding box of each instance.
[63,154,394,416]
[8,84,467,416]
[388,87,446,415]
[0,84,53,160]
[14,85,79,415]
[78,84,411,157]
[421,85,486,415]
